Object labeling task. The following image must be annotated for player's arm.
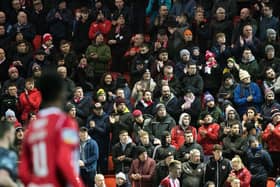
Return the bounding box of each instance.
[57,119,84,187]
[0,169,17,187]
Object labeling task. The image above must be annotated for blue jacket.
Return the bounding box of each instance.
[80,138,99,172]
[233,82,263,115]
[87,112,110,155]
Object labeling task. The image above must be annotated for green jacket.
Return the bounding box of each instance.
[85,43,111,74]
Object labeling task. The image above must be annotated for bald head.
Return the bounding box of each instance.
[240,8,250,20]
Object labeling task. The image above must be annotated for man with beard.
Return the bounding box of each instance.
[261,85,280,125]
[205,144,231,187]
[233,69,262,115]
[175,130,204,162]
[222,120,247,159]
[197,112,220,159]
[180,149,205,187]
[262,109,280,177]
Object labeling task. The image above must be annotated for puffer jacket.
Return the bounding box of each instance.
[181,161,205,187]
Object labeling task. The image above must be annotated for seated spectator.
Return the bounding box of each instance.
[175,130,203,163]
[112,130,135,174]
[171,113,197,150]
[180,148,205,187]
[129,146,156,187]
[225,155,251,187]
[233,69,262,115]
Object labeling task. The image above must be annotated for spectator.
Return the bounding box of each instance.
[262,108,280,177]
[29,0,48,35]
[116,172,129,187]
[57,66,75,100]
[153,131,176,162]
[261,87,280,125]
[233,69,262,115]
[0,48,10,84]
[225,156,251,187]
[79,127,99,187]
[180,148,205,187]
[19,77,41,123]
[239,48,259,81]
[205,144,231,187]
[112,130,135,174]
[87,102,110,174]
[153,151,174,186]
[27,49,50,77]
[135,90,156,115]
[95,174,106,187]
[13,124,24,156]
[111,0,132,27]
[171,113,197,150]
[40,33,55,62]
[175,130,204,163]
[259,45,280,78]
[217,73,237,104]
[211,0,237,20]
[261,28,280,57]
[246,137,273,187]
[129,146,156,187]
[0,84,19,118]
[2,66,25,95]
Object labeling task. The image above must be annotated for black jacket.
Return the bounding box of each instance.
[112,142,135,173]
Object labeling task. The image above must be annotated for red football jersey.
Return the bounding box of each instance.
[19,107,84,187]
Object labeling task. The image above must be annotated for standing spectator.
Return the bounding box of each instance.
[40,33,55,62]
[146,0,171,24]
[116,172,129,187]
[46,0,73,45]
[259,45,280,78]
[111,0,132,27]
[262,108,280,177]
[180,149,205,187]
[175,130,204,163]
[27,49,50,77]
[211,0,237,20]
[171,113,197,150]
[246,137,273,187]
[135,90,156,116]
[239,48,259,81]
[86,32,111,82]
[79,127,99,187]
[29,0,48,35]
[72,7,92,55]
[112,130,135,174]
[153,131,176,162]
[159,160,182,187]
[19,70,83,186]
[10,11,36,43]
[87,102,110,174]
[261,29,280,57]
[137,131,155,158]
[197,112,220,159]
[57,66,75,100]
[233,69,262,115]
[205,144,232,187]
[0,84,19,118]
[153,151,174,186]
[108,14,131,72]
[2,66,25,95]
[129,146,156,187]
[19,77,41,123]
[258,3,279,42]
[0,120,18,187]
[0,48,10,84]
[261,87,280,125]
[225,156,251,187]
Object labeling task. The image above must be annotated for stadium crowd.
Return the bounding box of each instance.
[0,0,280,186]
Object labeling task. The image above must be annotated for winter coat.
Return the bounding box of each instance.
[154,160,169,187]
[112,142,135,173]
[182,73,204,96]
[205,156,231,187]
[2,77,25,95]
[262,122,280,152]
[171,125,197,150]
[225,167,251,187]
[222,134,247,159]
[153,144,176,162]
[85,42,111,74]
[135,100,156,116]
[175,141,204,163]
[88,19,112,40]
[129,157,156,187]
[80,137,99,172]
[19,88,41,122]
[261,100,280,125]
[70,96,92,121]
[233,82,263,115]
[144,114,176,140]
[197,123,220,155]
[239,57,259,81]
[181,161,205,187]
[246,146,273,183]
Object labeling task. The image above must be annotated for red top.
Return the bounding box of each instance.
[19,107,84,187]
[262,122,280,152]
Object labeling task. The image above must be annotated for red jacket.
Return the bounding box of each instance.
[262,123,280,152]
[197,123,220,155]
[171,125,197,150]
[226,167,251,187]
[19,88,42,122]
[88,19,112,40]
